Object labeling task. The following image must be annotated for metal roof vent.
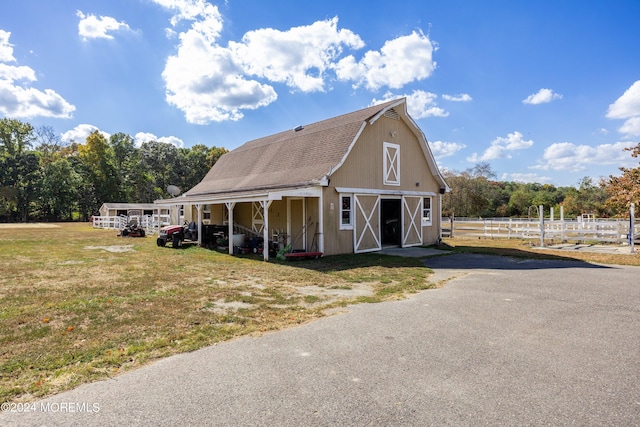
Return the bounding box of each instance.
[384,108,399,120]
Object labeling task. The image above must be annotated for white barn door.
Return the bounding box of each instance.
[402,196,423,247]
[354,194,381,253]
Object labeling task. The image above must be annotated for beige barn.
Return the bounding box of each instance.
[159,98,449,260]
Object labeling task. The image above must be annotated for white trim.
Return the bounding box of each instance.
[383,142,400,186]
[422,196,433,226]
[335,187,436,197]
[161,187,323,207]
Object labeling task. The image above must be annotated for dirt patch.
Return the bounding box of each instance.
[0,223,60,229]
[294,284,373,303]
[204,300,255,314]
[84,245,136,253]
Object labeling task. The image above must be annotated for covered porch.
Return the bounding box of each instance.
[159,187,324,261]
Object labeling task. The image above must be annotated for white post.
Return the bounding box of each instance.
[196,204,202,247]
[560,206,566,242]
[539,205,544,247]
[631,203,636,254]
[318,193,324,254]
[262,200,272,262]
[226,202,235,255]
[550,207,554,221]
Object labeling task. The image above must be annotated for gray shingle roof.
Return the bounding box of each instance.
[185,99,402,197]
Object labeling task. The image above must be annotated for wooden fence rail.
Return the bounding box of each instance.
[444,217,639,245]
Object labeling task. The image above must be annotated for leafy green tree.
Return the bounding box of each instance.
[139,141,180,200]
[41,158,81,220]
[77,131,119,216]
[206,146,228,168]
[603,143,640,216]
[109,132,139,202]
[0,119,40,221]
[562,177,608,217]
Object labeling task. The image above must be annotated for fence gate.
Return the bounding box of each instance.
[354,194,381,253]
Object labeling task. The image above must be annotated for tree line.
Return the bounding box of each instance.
[0,118,228,222]
[442,148,639,219]
[1,117,638,222]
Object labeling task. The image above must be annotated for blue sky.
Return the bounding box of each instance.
[1,0,639,187]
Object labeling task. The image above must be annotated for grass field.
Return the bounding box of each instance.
[0,223,433,403]
[1,224,637,404]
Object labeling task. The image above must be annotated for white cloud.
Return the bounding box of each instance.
[134,132,184,148]
[442,93,472,102]
[162,30,277,124]
[606,80,640,137]
[523,88,563,105]
[0,30,15,62]
[373,90,448,119]
[429,140,466,159]
[154,0,223,41]
[501,172,553,184]
[61,124,110,144]
[0,63,36,81]
[0,32,75,119]
[618,116,640,136]
[76,10,132,41]
[533,141,637,172]
[334,30,436,91]
[467,131,533,162]
[153,1,437,124]
[156,0,277,123]
[230,17,364,93]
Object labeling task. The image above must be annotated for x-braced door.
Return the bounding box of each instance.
[354,194,381,253]
[402,196,422,247]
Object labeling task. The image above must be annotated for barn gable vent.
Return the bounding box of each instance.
[384,108,399,120]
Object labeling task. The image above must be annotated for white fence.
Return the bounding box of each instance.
[446,217,640,245]
[92,214,171,234]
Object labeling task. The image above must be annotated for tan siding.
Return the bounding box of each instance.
[422,194,442,245]
[267,200,287,236]
[322,188,353,256]
[331,117,440,194]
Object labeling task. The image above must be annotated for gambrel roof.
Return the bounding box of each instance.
[182,98,448,200]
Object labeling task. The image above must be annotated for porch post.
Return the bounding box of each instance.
[631,203,635,254]
[195,204,202,246]
[262,200,273,261]
[226,202,235,255]
[318,192,324,254]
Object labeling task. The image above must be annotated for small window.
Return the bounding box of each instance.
[422,197,432,225]
[203,204,211,220]
[340,195,353,230]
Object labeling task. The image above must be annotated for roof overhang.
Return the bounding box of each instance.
[155,185,323,206]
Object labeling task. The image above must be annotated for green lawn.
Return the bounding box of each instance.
[0,223,433,403]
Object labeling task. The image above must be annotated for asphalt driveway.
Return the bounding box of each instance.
[2,253,639,426]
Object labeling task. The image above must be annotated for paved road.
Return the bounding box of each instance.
[2,254,639,426]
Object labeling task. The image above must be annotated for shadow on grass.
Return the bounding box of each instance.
[236,251,429,272]
[423,243,613,271]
